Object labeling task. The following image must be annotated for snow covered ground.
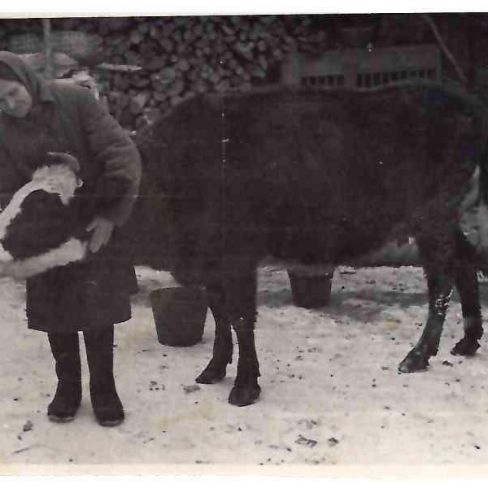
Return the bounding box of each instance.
[2,264,488,475]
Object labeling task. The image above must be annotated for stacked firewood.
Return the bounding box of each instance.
[91,16,331,130]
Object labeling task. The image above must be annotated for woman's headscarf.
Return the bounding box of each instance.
[0,51,70,177]
[0,51,51,106]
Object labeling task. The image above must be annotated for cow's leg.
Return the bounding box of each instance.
[196,283,233,384]
[223,263,261,407]
[399,235,454,373]
[451,232,483,356]
[229,315,261,406]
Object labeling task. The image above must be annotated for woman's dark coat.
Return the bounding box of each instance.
[0,51,142,332]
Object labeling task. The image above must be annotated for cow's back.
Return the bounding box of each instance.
[220,84,485,262]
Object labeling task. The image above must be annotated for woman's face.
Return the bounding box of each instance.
[0,79,33,118]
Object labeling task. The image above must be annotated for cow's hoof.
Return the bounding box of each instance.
[398,350,429,373]
[228,384,261,407]
[195,363,227,384]
[451,338,480,357]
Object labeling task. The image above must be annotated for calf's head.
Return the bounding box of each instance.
[0,152,87,279]
[31,151,82,204]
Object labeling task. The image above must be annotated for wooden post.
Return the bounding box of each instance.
[42,18,54,79]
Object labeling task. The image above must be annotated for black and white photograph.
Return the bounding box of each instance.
[1,1,488,482]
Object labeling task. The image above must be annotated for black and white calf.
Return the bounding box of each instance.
[0,152,87,279]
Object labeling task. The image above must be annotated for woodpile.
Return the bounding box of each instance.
[88,16,331,131]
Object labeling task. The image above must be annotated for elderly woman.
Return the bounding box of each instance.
[0,51,141,427]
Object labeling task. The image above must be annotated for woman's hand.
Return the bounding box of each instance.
[86,217,115,253]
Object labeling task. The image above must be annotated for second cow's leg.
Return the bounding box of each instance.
[223,261,261,407]
[196,282,233,384]
[399,234,454,373]
[229,315,261,406]
[451,231,483,356]
[399,271,453,372]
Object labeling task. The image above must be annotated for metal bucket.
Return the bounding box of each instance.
[150,287,207,347]
[288,270,333,309]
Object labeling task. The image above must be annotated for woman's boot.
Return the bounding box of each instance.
[47,333,82,422]
[83,325,124,427]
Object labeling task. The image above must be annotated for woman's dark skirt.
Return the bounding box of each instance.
[26,235,138,333]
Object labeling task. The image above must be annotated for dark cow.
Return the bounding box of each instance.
[134,81,488,407]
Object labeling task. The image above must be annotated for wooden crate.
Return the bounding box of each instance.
[281,44,442,88]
